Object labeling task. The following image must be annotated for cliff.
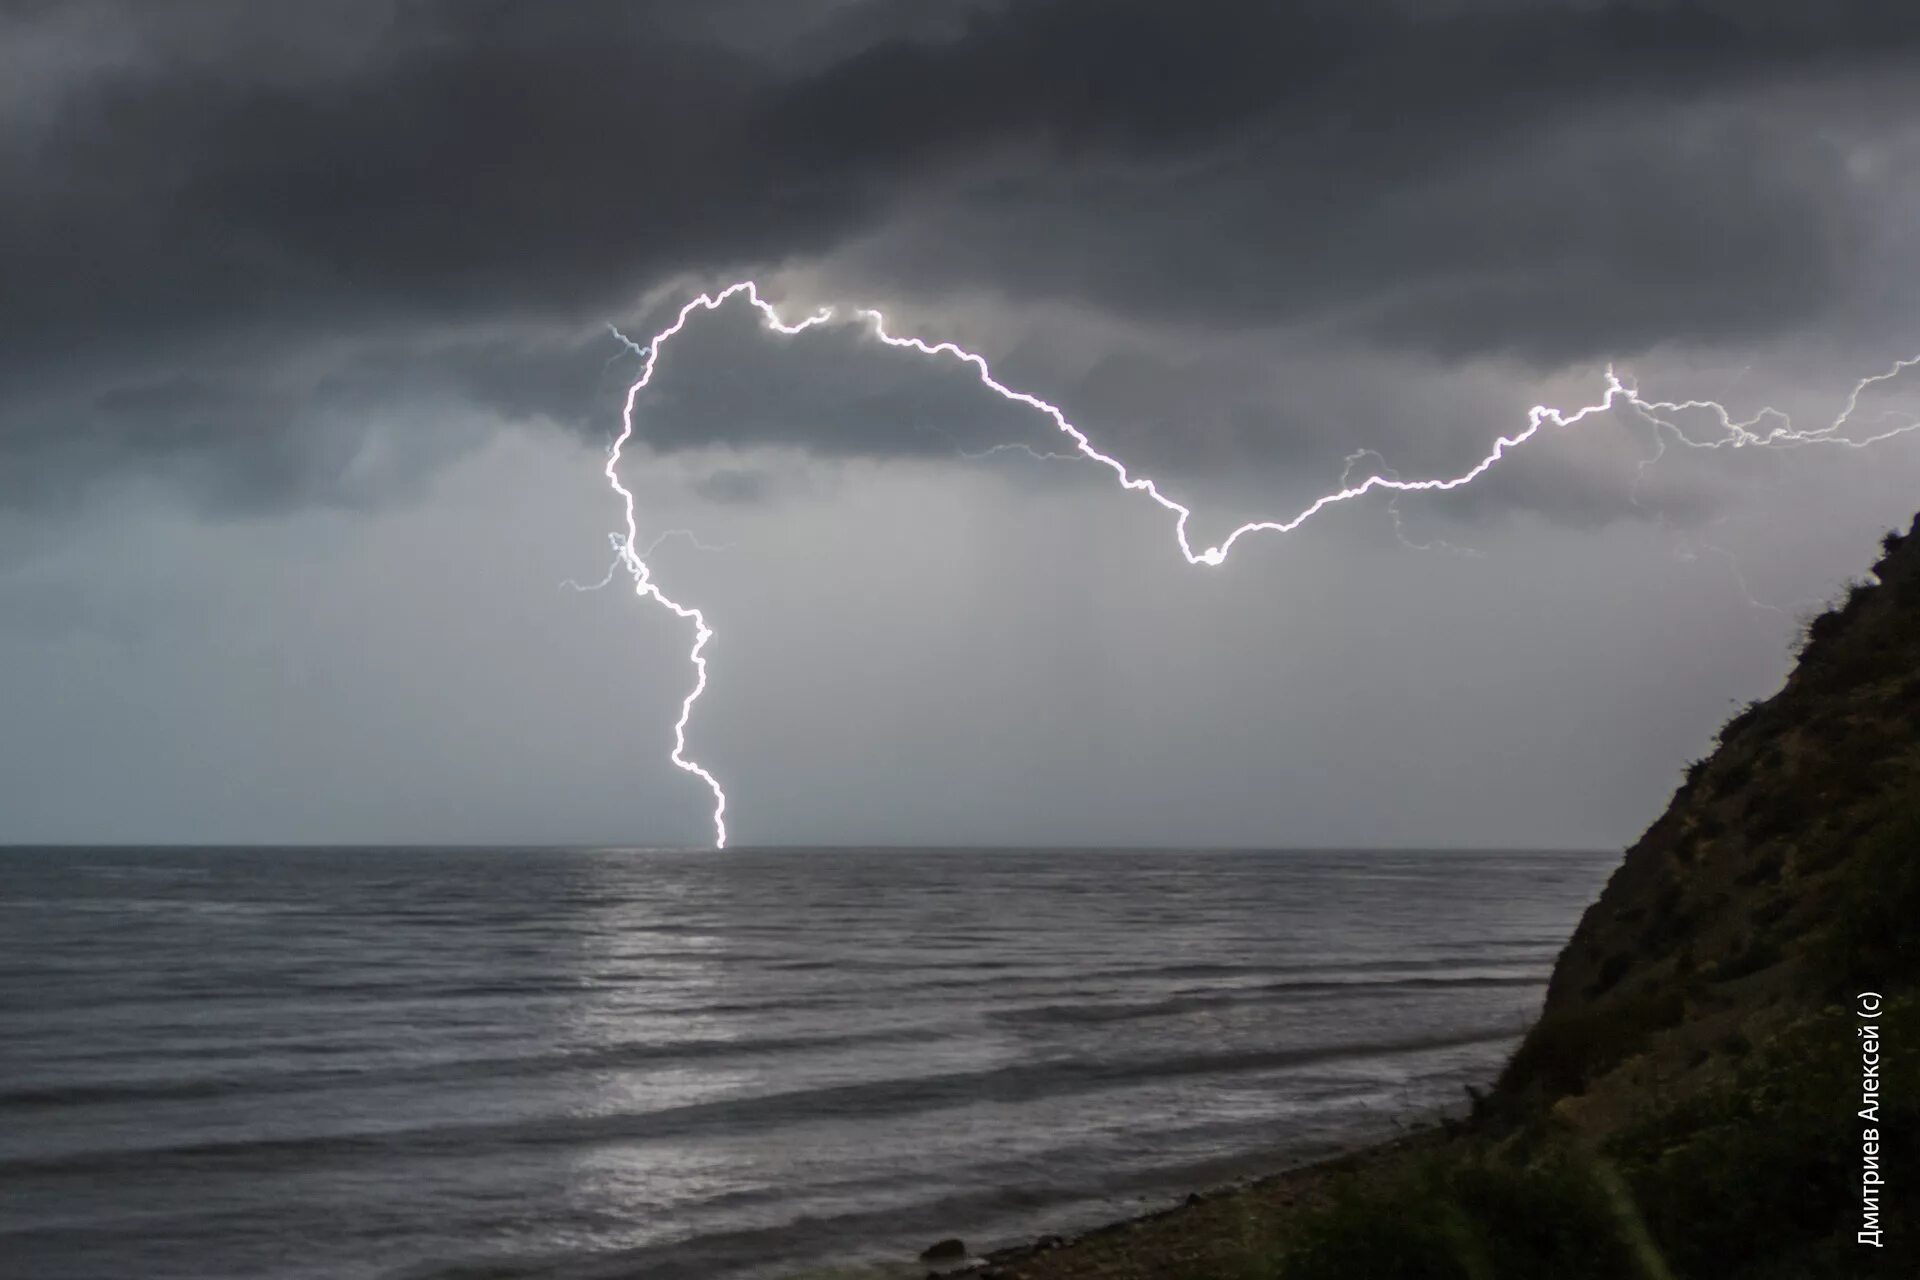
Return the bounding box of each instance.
[1501,513,1920,1119]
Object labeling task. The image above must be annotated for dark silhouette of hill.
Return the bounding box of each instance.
[1501,514,1920,1119]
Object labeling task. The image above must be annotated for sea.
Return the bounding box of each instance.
[0,846,1616,1280]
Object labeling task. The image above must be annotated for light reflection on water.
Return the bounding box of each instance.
[0,846,1614,1279]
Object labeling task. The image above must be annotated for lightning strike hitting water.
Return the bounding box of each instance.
[605,285,830,848]
[601,281,1920,848]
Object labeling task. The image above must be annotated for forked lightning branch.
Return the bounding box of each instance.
[600,282,1920,848]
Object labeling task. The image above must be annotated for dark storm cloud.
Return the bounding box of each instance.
[776,0,1920,166]
[1,362,471,514]
[5,0,1920,506]
[783,0,1914,360]
[3,3,835,373]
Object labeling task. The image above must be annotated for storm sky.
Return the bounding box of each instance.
[7,0,1920,847]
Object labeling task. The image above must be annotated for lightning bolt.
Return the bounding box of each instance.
[1339,448,1485,558]
[605,284,831,848]
[563,529,727,594]
[914,421,1081,464]
[1623,354,1920,453]
[603,281,1920,848]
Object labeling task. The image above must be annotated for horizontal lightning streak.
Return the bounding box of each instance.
[914,420,1080,464]
[602,282,1920,848]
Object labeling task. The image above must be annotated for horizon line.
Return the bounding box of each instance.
[0,841,1618,855]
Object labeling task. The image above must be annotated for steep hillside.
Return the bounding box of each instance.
[1501,514,1920,1117]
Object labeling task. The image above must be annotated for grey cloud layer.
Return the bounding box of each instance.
[6,0,1920,508]
[10,2,1920,850]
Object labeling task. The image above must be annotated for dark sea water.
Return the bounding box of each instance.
[0,847,1615,1280]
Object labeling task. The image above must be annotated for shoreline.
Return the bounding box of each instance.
[910,1127,1452,1280]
